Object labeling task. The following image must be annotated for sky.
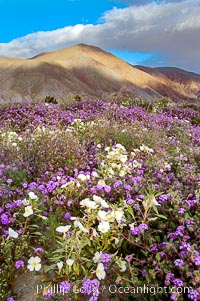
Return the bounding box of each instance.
[0,0,200,73]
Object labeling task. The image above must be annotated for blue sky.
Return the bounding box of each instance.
[0,0,125,42]
[0,0,200,72]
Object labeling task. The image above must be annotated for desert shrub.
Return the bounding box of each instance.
[44,96,58,104]
[74,94,82,102]
[121,97,174,113]
[0,127,85,180]
[191,116,200,125]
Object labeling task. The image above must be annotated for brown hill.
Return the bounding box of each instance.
[0,43,199,102]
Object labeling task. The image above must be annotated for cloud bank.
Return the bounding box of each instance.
[0,0,199,72]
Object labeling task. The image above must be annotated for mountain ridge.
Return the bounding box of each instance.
[0,43,199,102]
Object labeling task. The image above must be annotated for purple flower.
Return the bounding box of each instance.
[7,179,13,185]
[139,223,149,230]
[64,212,71,220]
[125,255,133,262]
[178,208,186,215]
[124,184,132,191]
[22,182,28,188]
[185,199,198,207]
[1,213,9,225]
[142,269,148,277]
[34,248,44,254]
[7,298,15,301]
[179,242,191,252]
[186,220,195,225]
[173,278,184,287]
[28,182,37,190]
[174,259,184,267]
[101,253,111,263]
[126,198,134,204]
[150,245,158,252]
[59,281,71,294]
[43,290,54,300]
[13,199,23,207]
[104,185,111,194]
[101,253,111,271]
[15,260,24,269]
[158,194,168,204]
[81,279,100,296]
[113,180,122,190]
[188,289,200,301]
[171,293,178,301]
[176,225,185,232]
[165,272,174,286]
[130,227,141,236]
[194,255,200,266]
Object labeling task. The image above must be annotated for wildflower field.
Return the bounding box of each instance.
[0,98,200,301]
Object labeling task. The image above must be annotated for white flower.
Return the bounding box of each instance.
[117,260,126,272]
[97,179,106,187]
[28,191,38,200]
[119,155,128,163]
[66,259,74,266]
[100,199,110,208]
[142,195,161,209]
[98,221,110,233]
[57,262,63,271]
[80,198,98,209]
[96,263,106,280]
[106,213,115,223]
[116,144,126,151]
[61,181,74,189]
[23,198,30,206]
[97,210,108,221]
[139,144,154,154]
[8,227,18,239]
[77,174,90,182]
[27,256,41,271]
[93,195,109,208]
[119,170,126,177]
[111,210,124,223]
[23,206,33,217]
[56,225,71,234]
[93,251,102,263]
[91,171,99,178]
[74,220,89,233]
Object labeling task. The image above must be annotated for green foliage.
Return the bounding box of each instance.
[191,116,200,125]
[74,94,82,102]
[45,96,58,104]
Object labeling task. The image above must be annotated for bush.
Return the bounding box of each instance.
[191,116,200,125]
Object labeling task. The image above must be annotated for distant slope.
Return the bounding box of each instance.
[135,65,200,100]
[0,44,200,102]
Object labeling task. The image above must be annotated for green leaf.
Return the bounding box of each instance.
[127,205,134,218]
[156,214,167,220]
[73,263,79,275]
[44,264,56,273]
[156,253,161,261]
[152,204,158,214]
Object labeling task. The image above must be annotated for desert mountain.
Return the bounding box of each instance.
[0,43,200,102]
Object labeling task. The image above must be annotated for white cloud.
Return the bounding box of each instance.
[0,0,199,72]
